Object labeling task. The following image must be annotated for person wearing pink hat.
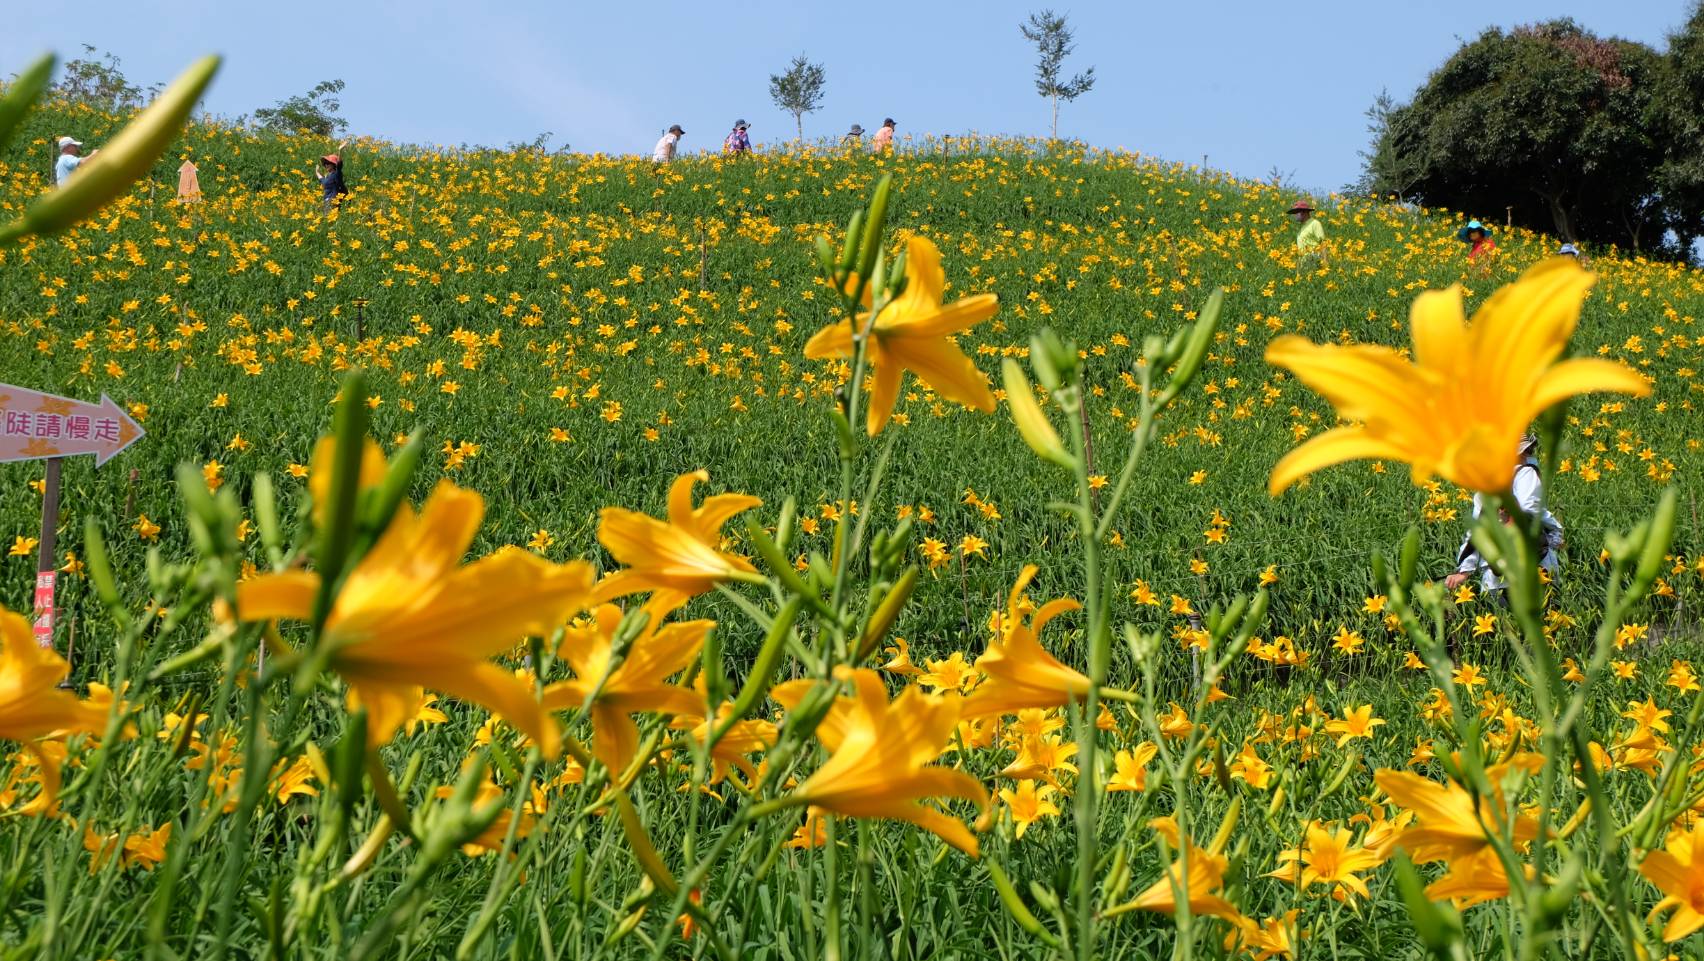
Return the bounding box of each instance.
[1289,199,1325,256]
[317,150,348,213]
[1288,199,1329,264]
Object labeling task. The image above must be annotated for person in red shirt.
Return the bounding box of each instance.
[1458,220,1497,271]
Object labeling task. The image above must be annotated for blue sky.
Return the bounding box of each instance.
[4,0,1691,191]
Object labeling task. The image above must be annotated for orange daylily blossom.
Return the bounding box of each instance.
[1224,910,1301,961]
[238,480,589,754]
[772,668,988,855]
[1640,818,1704,941]
[594,470,762,601]
[804,235,998,435]
[1375,762,1539,865]
[669,686,779,787]
[1424,846,1522,907]
[541,600,710,775]
[961,564,1086,718]
[0,606,111,812]
[1265,820,1387,901]
[1267,259,1650,495]
[1117,815,1243,920]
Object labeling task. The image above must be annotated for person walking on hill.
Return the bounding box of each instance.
[653,124,685,164]
[1445,433,1563,598]
[723,120,751,155]
[1459,220,1497,272]
[843,123,866,147]
[1289,200,1325,262]
[872,118,896,152]
[54,136,96,185]
[317,152,348,212]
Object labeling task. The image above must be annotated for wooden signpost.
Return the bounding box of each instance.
[0,384,145,648]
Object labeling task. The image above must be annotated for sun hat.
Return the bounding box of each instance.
[848,124,865,136]
[734,119,749,129]
[883,118,896,126]
[321,153,341,165]
[58,136,81,149]
[1457,219,1492,242]
[1558,242,1579,258]
[668,124,685,135]
[1287,200,1314,213]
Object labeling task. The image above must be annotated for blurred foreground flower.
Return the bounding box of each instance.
[1266,259,1648,494]
[773,668,987,855]
[805,235,998,435]
[0,606,111,811]
[238,481,590,754]
[541,600,709,774]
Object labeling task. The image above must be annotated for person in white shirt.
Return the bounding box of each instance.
[652,124,685,163]
[1446,433,1563,594]
[54,136,95,185]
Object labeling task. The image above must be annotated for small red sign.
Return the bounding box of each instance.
[32,570,55,648]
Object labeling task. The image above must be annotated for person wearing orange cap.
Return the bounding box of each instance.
[317,151,348,212]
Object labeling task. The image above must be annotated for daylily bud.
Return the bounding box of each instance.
[0,55,54,156]
[856,175,894,285]
[1001,358,1072,467]
[1028,329,1076,392]
[1630,488,1678,599]
[1398,525,1422,591]
[1153,287,1224,409]
[1,56,220,246]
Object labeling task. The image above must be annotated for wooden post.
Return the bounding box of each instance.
[32,457,62,649]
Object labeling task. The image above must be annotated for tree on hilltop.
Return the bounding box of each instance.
[254,79,349,138]
[1368,19,1670,254]
[52,45,150,111]
[1020,9,1095,140]
[769,55,826,141]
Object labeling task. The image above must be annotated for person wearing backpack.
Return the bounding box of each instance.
[1445,433,1563,595]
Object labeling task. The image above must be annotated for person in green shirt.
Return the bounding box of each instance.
[1290,200,1325,254]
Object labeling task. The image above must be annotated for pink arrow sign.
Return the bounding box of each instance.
[0,384,144,466]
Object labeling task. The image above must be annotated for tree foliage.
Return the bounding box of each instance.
[768,55,826,140]
[1363,20,1683,257]
[1020,9,1095,139]
[253,79,348,138]
[51,46,149,112]
[1658,2,1704,254]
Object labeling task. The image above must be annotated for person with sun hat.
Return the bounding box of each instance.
[1289,199,1325,259]
[1458,219,1497,272]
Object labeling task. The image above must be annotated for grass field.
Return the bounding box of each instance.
[0,95,1702,959]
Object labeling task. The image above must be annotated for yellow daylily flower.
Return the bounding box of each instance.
[961,564,1086,718]
[0,606,111,813]
[238,480,591,754]
[542,601,711,775]
[594,470,762,601]
[805,235,998,435]
[1641,819,1704,941]
[772,668,988,855]
[1267,259,1649,495]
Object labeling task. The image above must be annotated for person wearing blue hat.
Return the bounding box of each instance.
[1457,219,1496,270]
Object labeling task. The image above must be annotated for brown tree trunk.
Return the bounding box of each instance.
[1544,193,1575,242]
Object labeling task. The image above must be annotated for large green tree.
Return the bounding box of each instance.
[1370,20,1671,254]
[1659,2,1704,255]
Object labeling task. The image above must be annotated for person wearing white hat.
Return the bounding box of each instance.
[54,136,95,186]
[1445,432,1564,596]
